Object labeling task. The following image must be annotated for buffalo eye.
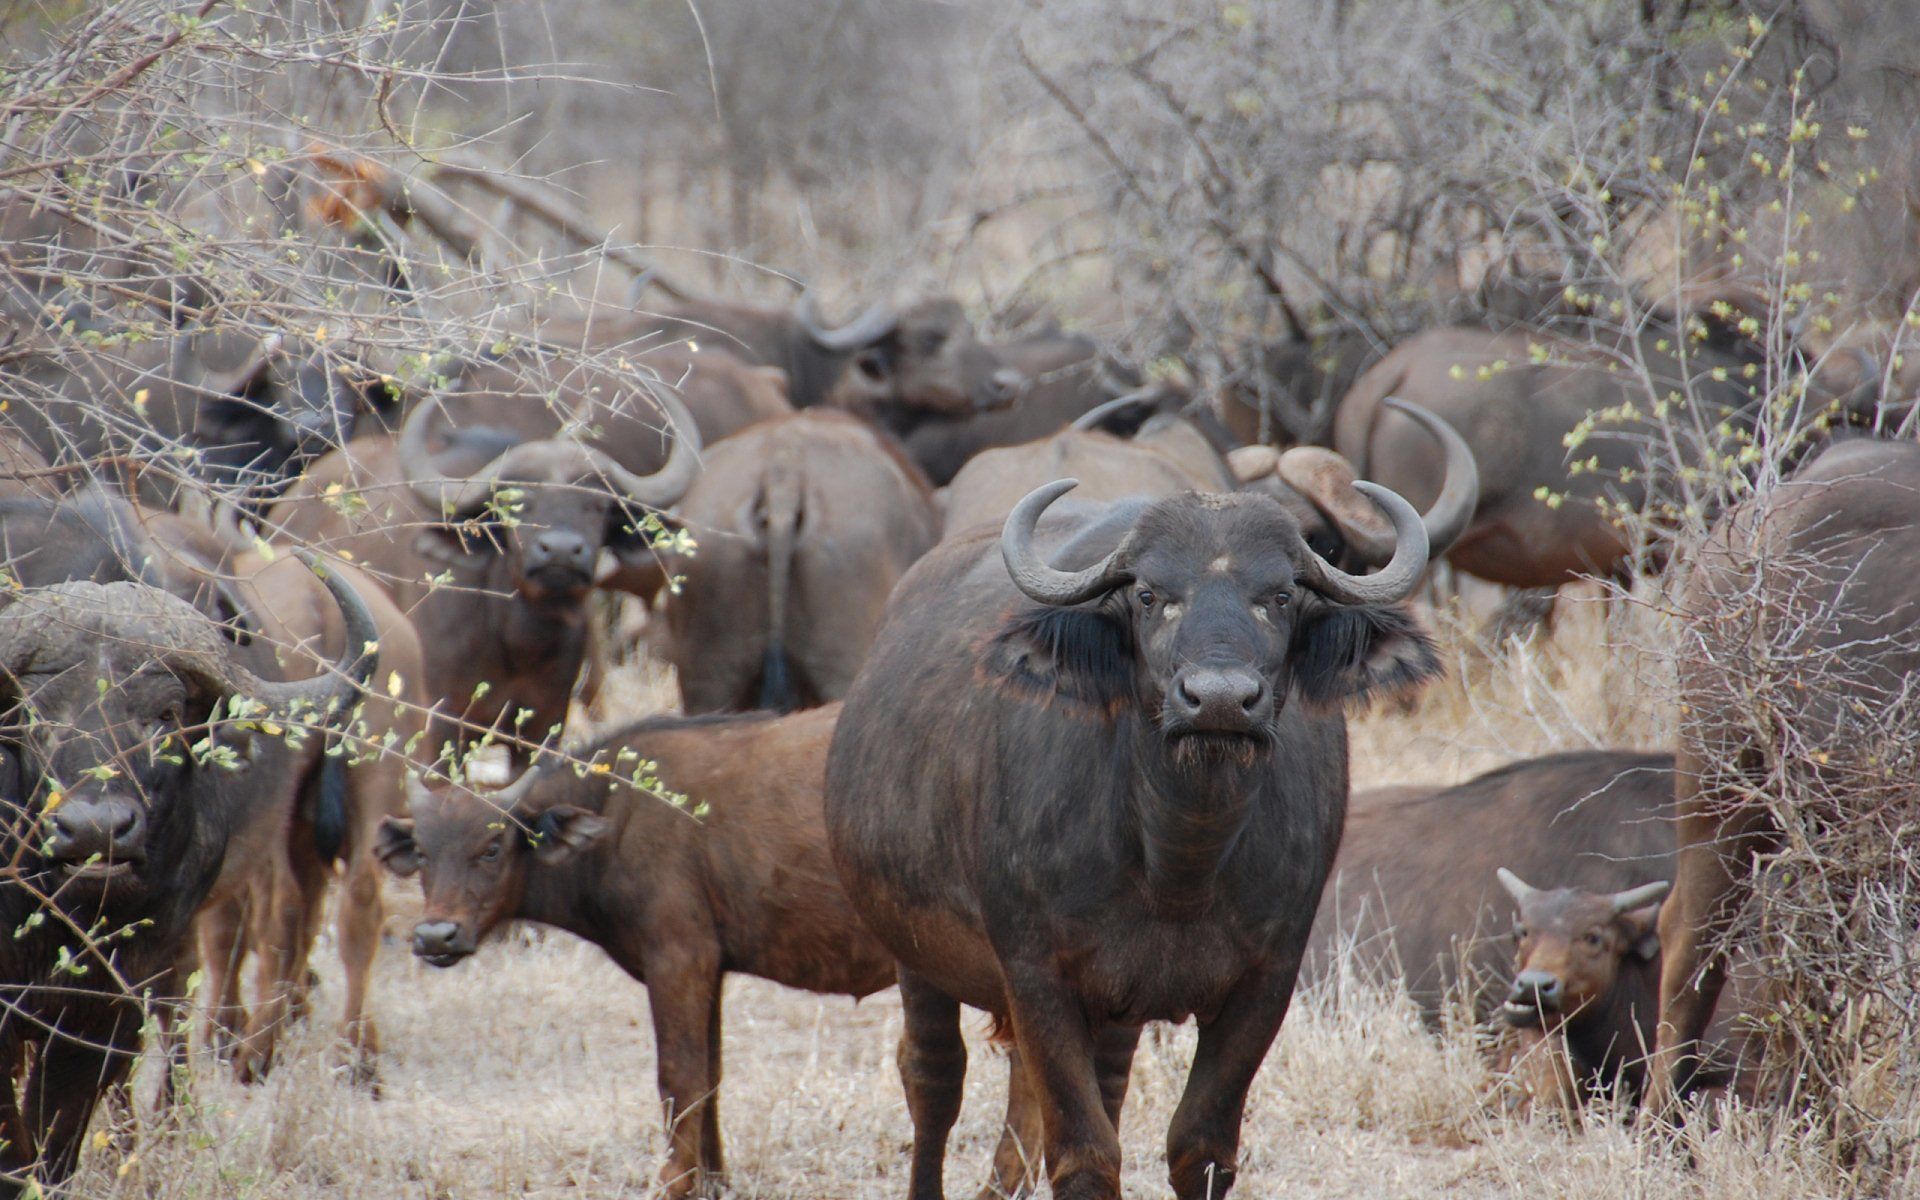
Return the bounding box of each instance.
[1137,588,1156,610]
[1270,591,1291,610]
[1583,932,1604,950]
[478,840,503,864]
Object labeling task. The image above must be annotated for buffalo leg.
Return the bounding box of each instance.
[336,850,385,1090]
[983,1024,1135,1200]
[898,967,967,1200]
[981,1044,1043,1200]
[700,983,723,1180]
[1648,761,1769,1119]
[647,951,723,1199]
[235,860,312,1085]
[1166,960,1301,1200]
[21,1023,136,1189]
[1002,964,1119,1200]
[196,897,248,1061]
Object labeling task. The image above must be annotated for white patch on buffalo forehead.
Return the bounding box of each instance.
[1208,555,1233,573]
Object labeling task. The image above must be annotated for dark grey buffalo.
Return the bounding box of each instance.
[0,569,374,1192]
[827,471,1447,1199]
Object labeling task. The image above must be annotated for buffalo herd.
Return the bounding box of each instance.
[1,200,1915,1199]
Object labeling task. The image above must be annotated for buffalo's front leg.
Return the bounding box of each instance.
[647,949,724,1199]
[1001,962,1120,1200]
[980,1042,1042,1199]
[898,967,967,1200]
[1166,961,1300,1200]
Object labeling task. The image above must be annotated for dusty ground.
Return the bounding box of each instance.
[66,595,1852,1199]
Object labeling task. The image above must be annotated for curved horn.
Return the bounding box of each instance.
[999,480,1132,607]
[1294,482,1428,605]
[1608,880,1670,916]
[796,291,897,353]
[1278,446,1395,564]
[1496,867,1541,907]
[580,382,703,508]
[237,555,381,713]
[1383,398,1479,557]
[395,391,522,515]
[1070,387,1161,432]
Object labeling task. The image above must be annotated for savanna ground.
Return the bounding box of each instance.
[64,588,1850,1200]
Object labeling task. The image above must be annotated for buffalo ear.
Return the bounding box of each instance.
[1622,902,1664,962]
[1291,603,1441,709]
[528,805,610,863]
[374,817,421,877]
[412,526,472,567]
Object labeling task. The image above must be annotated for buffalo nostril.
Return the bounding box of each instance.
[412,921,461,957]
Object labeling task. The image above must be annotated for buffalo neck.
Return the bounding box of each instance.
[512,781,626,951]
[1562,960,1658,1098]
[1126,728,1267,920]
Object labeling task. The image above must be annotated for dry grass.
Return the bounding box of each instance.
[60,607,1854,1200]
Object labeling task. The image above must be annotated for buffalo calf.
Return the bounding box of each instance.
[376,706,897,1199]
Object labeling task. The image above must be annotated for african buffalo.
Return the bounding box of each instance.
[2,326,397,505]
[1649,437,1920,1114]
[887,330,1181,485]
[1308,750,1676,1023]
[1331,327,1754,590]
[658,410,939,713]
[0,567,374,1192]
[940,397,1478,577]
[827,473,1444,1199]
[1493,869,1670,1107]
[189,551,426,1088]
[437,327,793,459]
[267,384,698,767]
[628,292,1025,418]
[374,705,899,1199]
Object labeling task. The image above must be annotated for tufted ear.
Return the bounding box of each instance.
[526,805,611,864]
[1291,603,1441,709]
[374,816,420,877]
[1621,902,1664,963]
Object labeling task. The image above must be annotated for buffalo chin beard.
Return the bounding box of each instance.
[1164,727,1272,768]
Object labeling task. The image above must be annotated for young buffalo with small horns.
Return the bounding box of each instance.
[827,462,1463,1199]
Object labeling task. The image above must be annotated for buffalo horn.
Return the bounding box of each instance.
[795,291,898,353]
[999,480,1133,607]
[0,559,376,718]
[1609,880,1670,916]
[1294,481,1428,605]
[1383,398,1479,557]
[1069,387,1162,433]
[1496,867,1540,907]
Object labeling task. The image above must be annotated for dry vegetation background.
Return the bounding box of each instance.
[9,0,1920,1196]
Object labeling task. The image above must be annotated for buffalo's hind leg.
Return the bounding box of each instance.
[1166,961,1300,1200]
[898,967,967,1200]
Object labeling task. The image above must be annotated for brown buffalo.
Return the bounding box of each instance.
[267,384,698,767]
[187,551,426,1088]
[1308,750,1677,1023]
[827,474,1444,1200]
[436,329,792,462]
[888,330,1185,485]
[626,292,1025,418]
[658,409,939,713]
[1493,869,1669,1106]
[1332,326,1774,591]
[940,397,1478,577]
[1649,437,1920,1114]
[0,568,374,1190]
[374,705,899,1199]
